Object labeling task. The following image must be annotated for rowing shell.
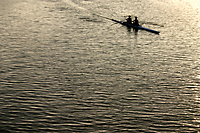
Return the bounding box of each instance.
[111,19,160,34]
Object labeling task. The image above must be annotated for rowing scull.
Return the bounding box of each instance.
[94,14,160,34]
[111,19,160,34]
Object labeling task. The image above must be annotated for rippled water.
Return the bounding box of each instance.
[0,0,200,132]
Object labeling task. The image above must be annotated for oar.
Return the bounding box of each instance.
[93,13,113,21]
[110,23,118,26]
[140,21,164,27]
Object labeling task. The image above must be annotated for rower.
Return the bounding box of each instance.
[133,16,139,26]
[126,15,132,24]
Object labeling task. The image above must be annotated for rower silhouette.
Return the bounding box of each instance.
[126,15,132,24]
[126,15,139,26]
[133,16,139,26]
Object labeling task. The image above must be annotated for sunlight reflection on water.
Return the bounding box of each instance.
[1,0,200,132]
[181,0,199,7]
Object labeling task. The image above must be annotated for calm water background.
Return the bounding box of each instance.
[0,0,200,132]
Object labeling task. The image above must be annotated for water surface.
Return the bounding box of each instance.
[0,0,199,132]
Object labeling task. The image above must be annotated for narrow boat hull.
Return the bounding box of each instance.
[112,19,160,34]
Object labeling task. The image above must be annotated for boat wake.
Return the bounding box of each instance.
[62,0,87,11]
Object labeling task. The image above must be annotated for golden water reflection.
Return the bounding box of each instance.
[181,0,200,8]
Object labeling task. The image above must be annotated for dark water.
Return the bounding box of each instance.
[0,0,200,132]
